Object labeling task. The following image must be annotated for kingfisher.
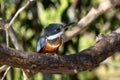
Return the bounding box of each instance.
[37,23,74,55]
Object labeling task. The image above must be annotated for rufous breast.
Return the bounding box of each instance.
[42,38,62,55]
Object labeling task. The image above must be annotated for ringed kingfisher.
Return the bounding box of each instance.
[37,23,74,55]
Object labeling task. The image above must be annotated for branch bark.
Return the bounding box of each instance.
[0,28,120,74]
[64,0,120,42]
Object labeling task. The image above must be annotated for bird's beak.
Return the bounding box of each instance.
[62,22,75,28]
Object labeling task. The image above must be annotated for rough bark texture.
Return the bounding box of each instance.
[0,28,120,74]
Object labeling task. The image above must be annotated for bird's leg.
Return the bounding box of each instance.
[45,52,59,59]
[53,53,58,57]
[52,53,60,60]
[53,50,60,59]
[45,53,49,55]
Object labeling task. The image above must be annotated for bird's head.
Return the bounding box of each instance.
[44,23,74,40]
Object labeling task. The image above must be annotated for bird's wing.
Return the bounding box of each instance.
[37,36,46,53]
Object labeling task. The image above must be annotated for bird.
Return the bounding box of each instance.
[36,23,74,55]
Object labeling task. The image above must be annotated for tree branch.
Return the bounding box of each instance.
[7,0,32,29]
[0,28,120,74]
[64,0,120,42]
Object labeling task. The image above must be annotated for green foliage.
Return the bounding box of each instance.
[0,0,120,80]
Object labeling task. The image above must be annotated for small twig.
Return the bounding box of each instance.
[0,65,9,73]
[5,29,9,47]
[1,66,11,80]
[7,0,32,29]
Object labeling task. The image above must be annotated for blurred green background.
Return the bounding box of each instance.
[0,0,120,80]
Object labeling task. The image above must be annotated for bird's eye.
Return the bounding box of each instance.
[56,28,61,32]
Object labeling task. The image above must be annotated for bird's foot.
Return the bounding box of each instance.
[45,53,58,59]
[53,53,58,58]
[44,53,59,60]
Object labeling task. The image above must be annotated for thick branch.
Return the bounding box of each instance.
[0,28,120,74]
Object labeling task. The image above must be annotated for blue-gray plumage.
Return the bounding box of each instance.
[37,36,46,53]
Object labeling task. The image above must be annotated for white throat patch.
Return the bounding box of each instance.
[47,32,62,40]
